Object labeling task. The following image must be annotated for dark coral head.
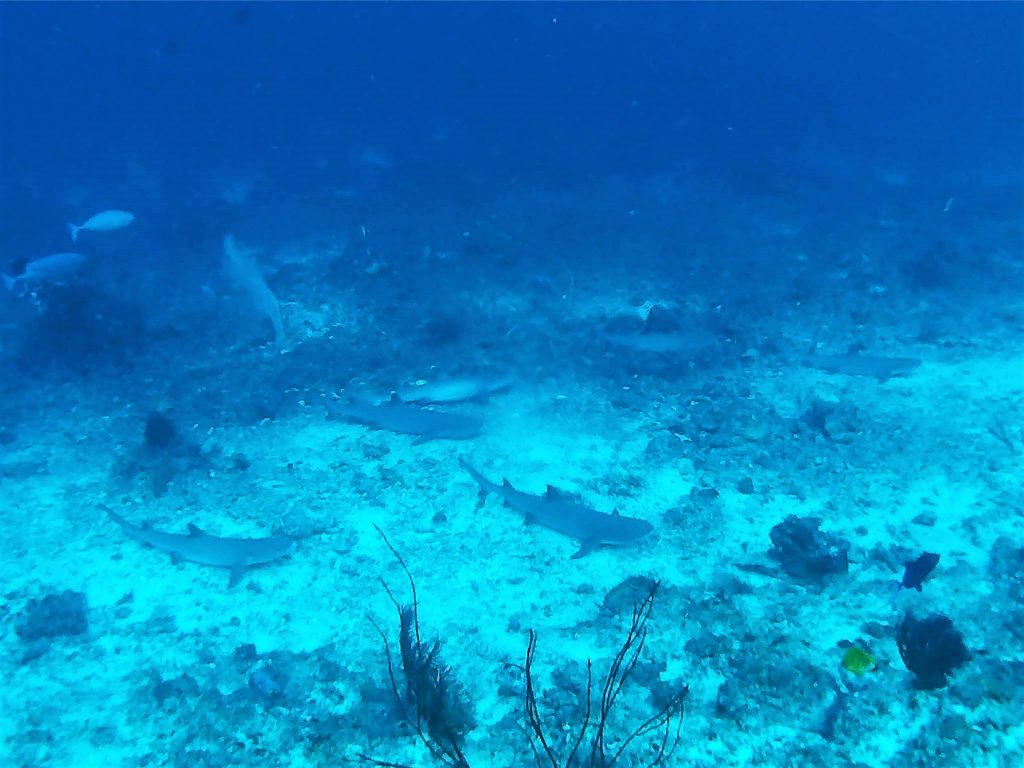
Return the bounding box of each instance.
[144,411,177,450]
[896,612,970,689]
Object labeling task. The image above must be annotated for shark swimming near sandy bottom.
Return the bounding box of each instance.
[395,374,513,405]
[604,327,719,354]
[805,353,922,382]
[330,393,483,443]
[107,511,295,587]
[459,458,654,558]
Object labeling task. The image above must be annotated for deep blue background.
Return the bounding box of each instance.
[2,1,1021,187]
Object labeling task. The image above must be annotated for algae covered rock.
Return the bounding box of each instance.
[15,590,88,641]
[768,515,850,582]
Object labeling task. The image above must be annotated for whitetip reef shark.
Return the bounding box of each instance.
[330,393,483,443]
[806,353,922,382]
[107,510,294,587]
[459,458,654,558]
[395,375,513,405]
[604,327,719,354]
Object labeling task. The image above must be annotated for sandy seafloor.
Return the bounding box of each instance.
[1,172,1022,768]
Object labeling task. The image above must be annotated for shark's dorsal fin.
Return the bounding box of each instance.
[613,508,621,516]
[388,391,403,404]
[502,478,513,489]
[546,485,581,501]
[187,524,203,537]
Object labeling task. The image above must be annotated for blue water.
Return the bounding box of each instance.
[2,3,1023,767]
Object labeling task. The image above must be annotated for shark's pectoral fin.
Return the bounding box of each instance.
[571,540,598,559]
[187,524,203,536]
[169,551,185,565]
[523,510,538,525]
[412,435,435,446]
[228,563,247,588]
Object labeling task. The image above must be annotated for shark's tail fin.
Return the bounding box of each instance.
[458,457,491,495]
[68,222,81,242]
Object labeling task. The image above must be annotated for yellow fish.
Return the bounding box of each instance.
[842,646,876,675]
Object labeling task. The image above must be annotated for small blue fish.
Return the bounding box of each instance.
[900,552,940,591]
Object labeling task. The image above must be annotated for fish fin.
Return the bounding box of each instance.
[228,563,246,588]
[389,391,403,404]
[169,551,184,565]
[545,485,561,498]
[571,540,597,559]
[502,478,513,489]
[187,524,203,536]
[412,435,434,445]
[613,508,621,516]
[68,223,80,242]
[523,510,537,524]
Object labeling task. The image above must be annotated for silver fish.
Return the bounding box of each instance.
[68,209,134,241]
[3,252,88,292]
